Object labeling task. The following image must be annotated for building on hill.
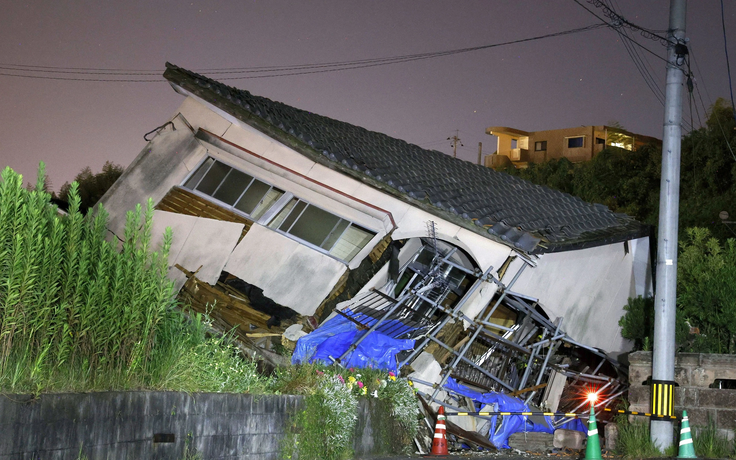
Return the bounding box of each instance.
[485,125,661,170]
[99,63,652,414]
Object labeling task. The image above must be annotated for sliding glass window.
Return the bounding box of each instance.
[183,157,284,220]
[184,156,376,261]
[268,198,375,261]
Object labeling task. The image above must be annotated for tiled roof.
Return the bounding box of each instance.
[163,63,649,254]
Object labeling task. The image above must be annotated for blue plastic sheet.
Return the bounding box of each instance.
[291,313,414,372]
[444,377,585,449]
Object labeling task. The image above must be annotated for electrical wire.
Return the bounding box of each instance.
[583,0,671,45]
[690,47,736,162]
[720,0,736,124]
[0,24,608,82]
[602,0,665,105]
[573,0,697,130]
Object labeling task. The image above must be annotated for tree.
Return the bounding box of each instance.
[59,161,124,214]
[619,228,736,353]
[676,228,736,353]
[504,99,736,241]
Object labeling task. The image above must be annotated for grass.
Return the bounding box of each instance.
[277,364,420,460]
[615,412,735,459]
[615,417,663,459]
[694,419,733,458]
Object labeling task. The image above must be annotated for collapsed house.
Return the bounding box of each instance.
[100,63,653,448]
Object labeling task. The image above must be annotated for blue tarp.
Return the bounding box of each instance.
[444,377,585,449]
[291,313,415,373]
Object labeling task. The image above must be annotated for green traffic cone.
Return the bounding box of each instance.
[678,410,697,458]
[584,406,602,460]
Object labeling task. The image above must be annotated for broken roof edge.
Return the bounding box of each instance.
[163,62,645,255]
[532,221,652,254]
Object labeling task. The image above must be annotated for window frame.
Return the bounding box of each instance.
[181,154,378,262]
[534,141,547,151]
[566,136,585,149]
[267,196,375,260]
[182,156,285,220]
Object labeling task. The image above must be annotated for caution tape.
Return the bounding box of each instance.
[443,407,679,420]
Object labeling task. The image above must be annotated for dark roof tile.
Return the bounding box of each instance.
[164,63,649,254]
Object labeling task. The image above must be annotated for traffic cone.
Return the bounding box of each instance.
[678,410,697,458]
[425,405,449,457]
[584,405,602,460]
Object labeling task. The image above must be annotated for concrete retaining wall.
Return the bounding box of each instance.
[629,352,736,431]
[0,391,402,460]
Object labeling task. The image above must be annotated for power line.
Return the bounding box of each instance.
[583,0,671,45]
[602,0,665,105]
[720,0,736,124]
[0,24,608,82]
[572,0,696,130]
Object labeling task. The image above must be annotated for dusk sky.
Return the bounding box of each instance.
[1,1,735,191]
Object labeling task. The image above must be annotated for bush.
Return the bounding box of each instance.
[279,365,420,460]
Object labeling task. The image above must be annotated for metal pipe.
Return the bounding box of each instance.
[429,260,530,402]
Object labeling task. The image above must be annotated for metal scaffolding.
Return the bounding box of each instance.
[329,231,628,436]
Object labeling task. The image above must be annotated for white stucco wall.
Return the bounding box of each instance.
[506,236,653,353]
[102,92,651,351]
[149,210,244,291]
[224,225,347,315]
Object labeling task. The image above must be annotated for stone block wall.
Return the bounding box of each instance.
[629,352,736,430]
[0,391,403,460]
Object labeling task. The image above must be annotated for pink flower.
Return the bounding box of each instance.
[388,371,396,377]
[348,367,355,373]
[316,370,324,376]
[357,381,364,389]
[337,375,345,383]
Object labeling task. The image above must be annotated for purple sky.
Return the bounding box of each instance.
[1,1,735,191]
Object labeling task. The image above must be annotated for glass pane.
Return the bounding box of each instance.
[183,157,214,190]
[321,219,350,250]
[268,198,298,229]
[567,137,584,148]
[288,205,341,246]
[234,179,270,214]
[250,188,284,221]
[195,160,230,195]
[279,200,307,232]
[330,225,375,260]
[213,169,253,205]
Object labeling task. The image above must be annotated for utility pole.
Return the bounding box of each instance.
[651,0,687,450]
[447,130,463,158]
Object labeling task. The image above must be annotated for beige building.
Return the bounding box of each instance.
[485,125,660,169]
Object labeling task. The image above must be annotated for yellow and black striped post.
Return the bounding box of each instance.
[651,380,676,418]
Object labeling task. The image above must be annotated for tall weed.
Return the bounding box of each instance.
[694,418,732,458]
[0,165,267,394]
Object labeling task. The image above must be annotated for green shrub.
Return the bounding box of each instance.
[0,164,267,393]
[280,365,420,460]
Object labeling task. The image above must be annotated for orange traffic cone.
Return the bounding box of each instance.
[425,406,449,457]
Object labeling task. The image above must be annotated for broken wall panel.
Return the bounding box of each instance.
[499,238,653,353]
[313,236,396,322]
[150,210,244,291]
[224,224,348,316]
